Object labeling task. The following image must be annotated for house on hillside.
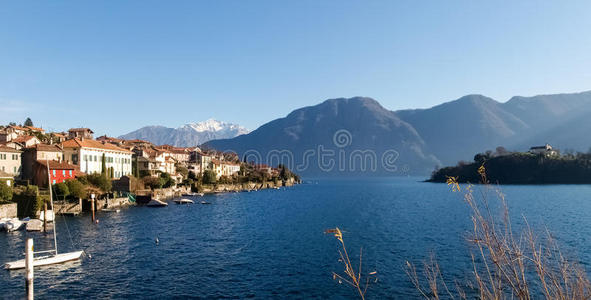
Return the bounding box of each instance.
[13,135,41,148]
[21,144,64,182]
[529,144,558,157]
[24,126,45,134]
[61,138,132,178]
[68,128,94,140]
[190,150,213,175]
[212,160,241,179]
[135,148,177,176]
[0,129,18,142]
[0,146,22,178]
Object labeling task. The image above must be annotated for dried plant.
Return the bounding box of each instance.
[326,227,377,300]
[406,165,591,299]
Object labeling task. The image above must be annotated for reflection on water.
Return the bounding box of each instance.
[1,179,591,298]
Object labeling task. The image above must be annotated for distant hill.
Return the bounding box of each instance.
[396,91,591,165]
[206,91,591,176]
[119,119,249,147]
[206,97,440,176]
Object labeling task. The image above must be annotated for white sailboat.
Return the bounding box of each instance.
[4,159,84,270]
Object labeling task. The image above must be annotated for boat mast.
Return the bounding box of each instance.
[46,158,58,255]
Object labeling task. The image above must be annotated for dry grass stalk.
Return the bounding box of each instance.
[326,227,377,300]
[406,165,591,299]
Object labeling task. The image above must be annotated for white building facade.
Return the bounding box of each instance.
[62,138,133,178]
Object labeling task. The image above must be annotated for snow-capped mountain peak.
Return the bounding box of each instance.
[119,119,250,147]
[183,118,248,134]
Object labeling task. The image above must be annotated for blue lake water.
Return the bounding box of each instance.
[1,177,591,299]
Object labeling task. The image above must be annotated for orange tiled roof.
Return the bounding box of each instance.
[68,128,94,133]
[26,144,62,152]
[25,126,45,132]
[61,138,132,154]
[36,160,78,170]
[13,135,37,143]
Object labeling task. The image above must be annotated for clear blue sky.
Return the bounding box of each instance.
[1,1,590,136]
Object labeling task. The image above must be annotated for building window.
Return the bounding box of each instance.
[13,166,16,173]
[52,170,56,176]
[62,170,66,176]
[52,180,56,185]
[72,154,79,164]
[69,170,72,176]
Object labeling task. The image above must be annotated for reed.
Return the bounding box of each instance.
[329,165,591,299]
[325,227,377,300]
[406,165,591,299]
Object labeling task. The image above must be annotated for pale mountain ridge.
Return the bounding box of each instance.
[119,119,249,147]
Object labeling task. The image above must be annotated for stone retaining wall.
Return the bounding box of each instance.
[0,203,17,218]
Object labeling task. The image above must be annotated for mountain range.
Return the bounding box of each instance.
[119,119,249,147]
[204,91,591,176]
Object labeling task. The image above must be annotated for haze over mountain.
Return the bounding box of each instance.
[119,119,249,147]
[206,97,441,175]
[206,91,591,175]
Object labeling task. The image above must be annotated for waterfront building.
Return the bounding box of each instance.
[62,138,133,178]
[34,160,79,187]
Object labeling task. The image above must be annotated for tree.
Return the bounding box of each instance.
[160,172,175,188]
[101,154,107,176]
[203,170,217,184]
[53,182,70,200]
[0,182,12,203]
[24,118,33,126]
[66,180,86,200]
[176,165,189,178]
[143,176,163,190]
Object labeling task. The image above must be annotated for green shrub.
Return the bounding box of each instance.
[143,176,163,190]
[66,179,86,200]
[15,185,43,218]
[53,182,70,200]
[0,183,12,203]
[85,173,112,192]
[160,172,175,188]
[203,170,217,184]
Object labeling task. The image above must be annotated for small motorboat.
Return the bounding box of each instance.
[197,193,205,197]
[174,198,194,204]
[146,199,168,207]
[4,218,24,232]
[182,192,196,197]
[101,208,120,213]
[200,201,211,205]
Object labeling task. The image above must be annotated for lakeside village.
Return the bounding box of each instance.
[0,121,300,231]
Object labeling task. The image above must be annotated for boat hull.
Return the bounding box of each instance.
[4,251,84,270]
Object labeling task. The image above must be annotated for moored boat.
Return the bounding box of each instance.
[4,251,84,270]
[174,198,194,204]
[4,218,24,232]
[147,199,168,207]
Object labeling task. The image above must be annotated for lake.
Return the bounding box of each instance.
[1,177,591,299]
